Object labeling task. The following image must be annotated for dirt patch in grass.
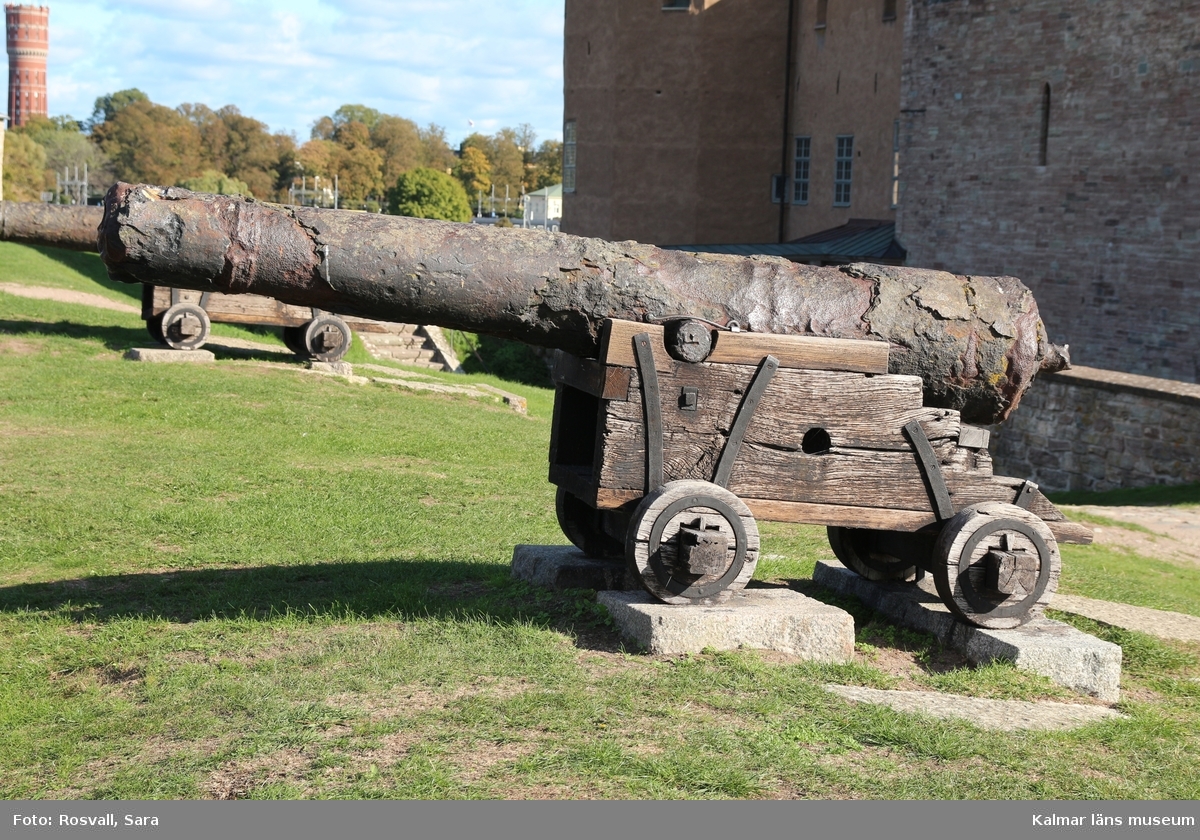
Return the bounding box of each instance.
[206,746,313,799]
[450,733,543,784]
[854,645,967,687]
[328,676,532,721]
[0,336,44,355]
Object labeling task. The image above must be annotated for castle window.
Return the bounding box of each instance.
[816,0,828,29]
[1038,83,1051,166]
[834,135,853,206]
[883,0,897,21]
[793,136,811,204]
[662,0,690,9]
[891,120,900,207]
[563,119,577,192]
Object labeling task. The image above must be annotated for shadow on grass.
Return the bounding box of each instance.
[0,317,147,351]
[0,558,625,651]
[31,245,143,306]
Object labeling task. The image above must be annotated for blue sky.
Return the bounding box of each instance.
[41,0,565,146]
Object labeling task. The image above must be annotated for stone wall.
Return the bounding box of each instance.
[897,0,1200,384]
[991,366,1200,493]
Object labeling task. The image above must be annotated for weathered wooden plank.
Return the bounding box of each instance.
[743,499,938,530]
[607,363,955,454]
[600,319,890,374]
[1047,520,1093,545]
[551,353,631,400]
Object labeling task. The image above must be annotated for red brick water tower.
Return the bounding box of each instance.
[6,4,49,127]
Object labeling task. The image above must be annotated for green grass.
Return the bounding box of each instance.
[2,243,1200,799]
[1050,482,1200,508]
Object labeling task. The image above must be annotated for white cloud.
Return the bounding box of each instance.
[37,0,565,144]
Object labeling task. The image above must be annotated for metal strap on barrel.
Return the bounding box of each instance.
[903,419,955,521]
[713,355,779,489]
[633,333,664,493]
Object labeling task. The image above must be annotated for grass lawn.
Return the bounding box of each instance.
[1,244,1198,800]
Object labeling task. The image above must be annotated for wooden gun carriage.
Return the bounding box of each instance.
[140,283,388,362]
[549,318,1091,629]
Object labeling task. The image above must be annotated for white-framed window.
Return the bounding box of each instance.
[563,119,577,193]
[793,136,811,204]
[834,135,853,206]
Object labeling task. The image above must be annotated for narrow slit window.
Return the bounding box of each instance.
[883,0,897,21]
[1038,83,1051,166]
[816,0,828,29]
[834,135,853,206]
[891,119,900,207]
[563,120,577,192]
[793,136,811,205]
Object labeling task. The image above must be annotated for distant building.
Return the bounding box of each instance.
[523,183,562,230]
[562,0,1198,383]
[898,0,1199,383]
[561,0,903,246]
[6,4,49,128]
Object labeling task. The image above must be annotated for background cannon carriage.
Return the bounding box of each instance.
[549,318,1091,627]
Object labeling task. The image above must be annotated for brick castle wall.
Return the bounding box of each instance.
[992,367,1200,493]
[897,0,1200,384]
[6,4,49,127]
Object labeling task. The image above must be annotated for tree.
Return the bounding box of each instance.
[92,99,204,186]
[310,116,336,141]
[460,129,525,210]
[333,104,384,132]
[2,132,48,201]
[179,170,252,196]
[371,115,423,186]
[13,115,112,195]
[330,121,383,207]
[418,123,457,173]
[531,139,563,190]
[453,145,491,201]
[387,167,471,222]
[216,106,284,199]
[90,89,150,127]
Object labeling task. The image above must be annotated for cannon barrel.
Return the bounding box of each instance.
[97,183,1067,424]
[1,201,104,251]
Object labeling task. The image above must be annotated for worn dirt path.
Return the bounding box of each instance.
[0,282,139,313]
[1064,505,1200,567]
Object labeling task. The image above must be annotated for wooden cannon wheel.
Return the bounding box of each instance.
[627,480,759,606]
[556,487,624,559]
[156,302,211,351]
[932,501,1061,629]
[827,527,918,581]
[283,315,352,362]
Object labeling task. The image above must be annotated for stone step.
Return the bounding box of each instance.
[363,333,426,347]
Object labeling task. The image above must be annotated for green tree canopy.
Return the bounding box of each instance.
[388,167,471,222]
[92,99,204,186]
[371,115,423,186]
[90,89,149,127]
[179,170,252,197]
[333,104,384,131]
[453,145,491,197]
[2,132,49,201]
[531,139,563,190]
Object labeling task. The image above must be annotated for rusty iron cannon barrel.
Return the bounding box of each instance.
[1,200,104,252]
[97,182,1068,424]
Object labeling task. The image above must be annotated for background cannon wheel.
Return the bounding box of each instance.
[158,302,210,350]
[556,487,624,559]
[827,527,918,581]
[932,501,1061,629]
[626,480,759,605]
[303,315,352,362]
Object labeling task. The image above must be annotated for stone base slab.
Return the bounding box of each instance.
[597,589,856,661]
[124,347,215,363]
[814,558,1122,702]
[511,544,639,592]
